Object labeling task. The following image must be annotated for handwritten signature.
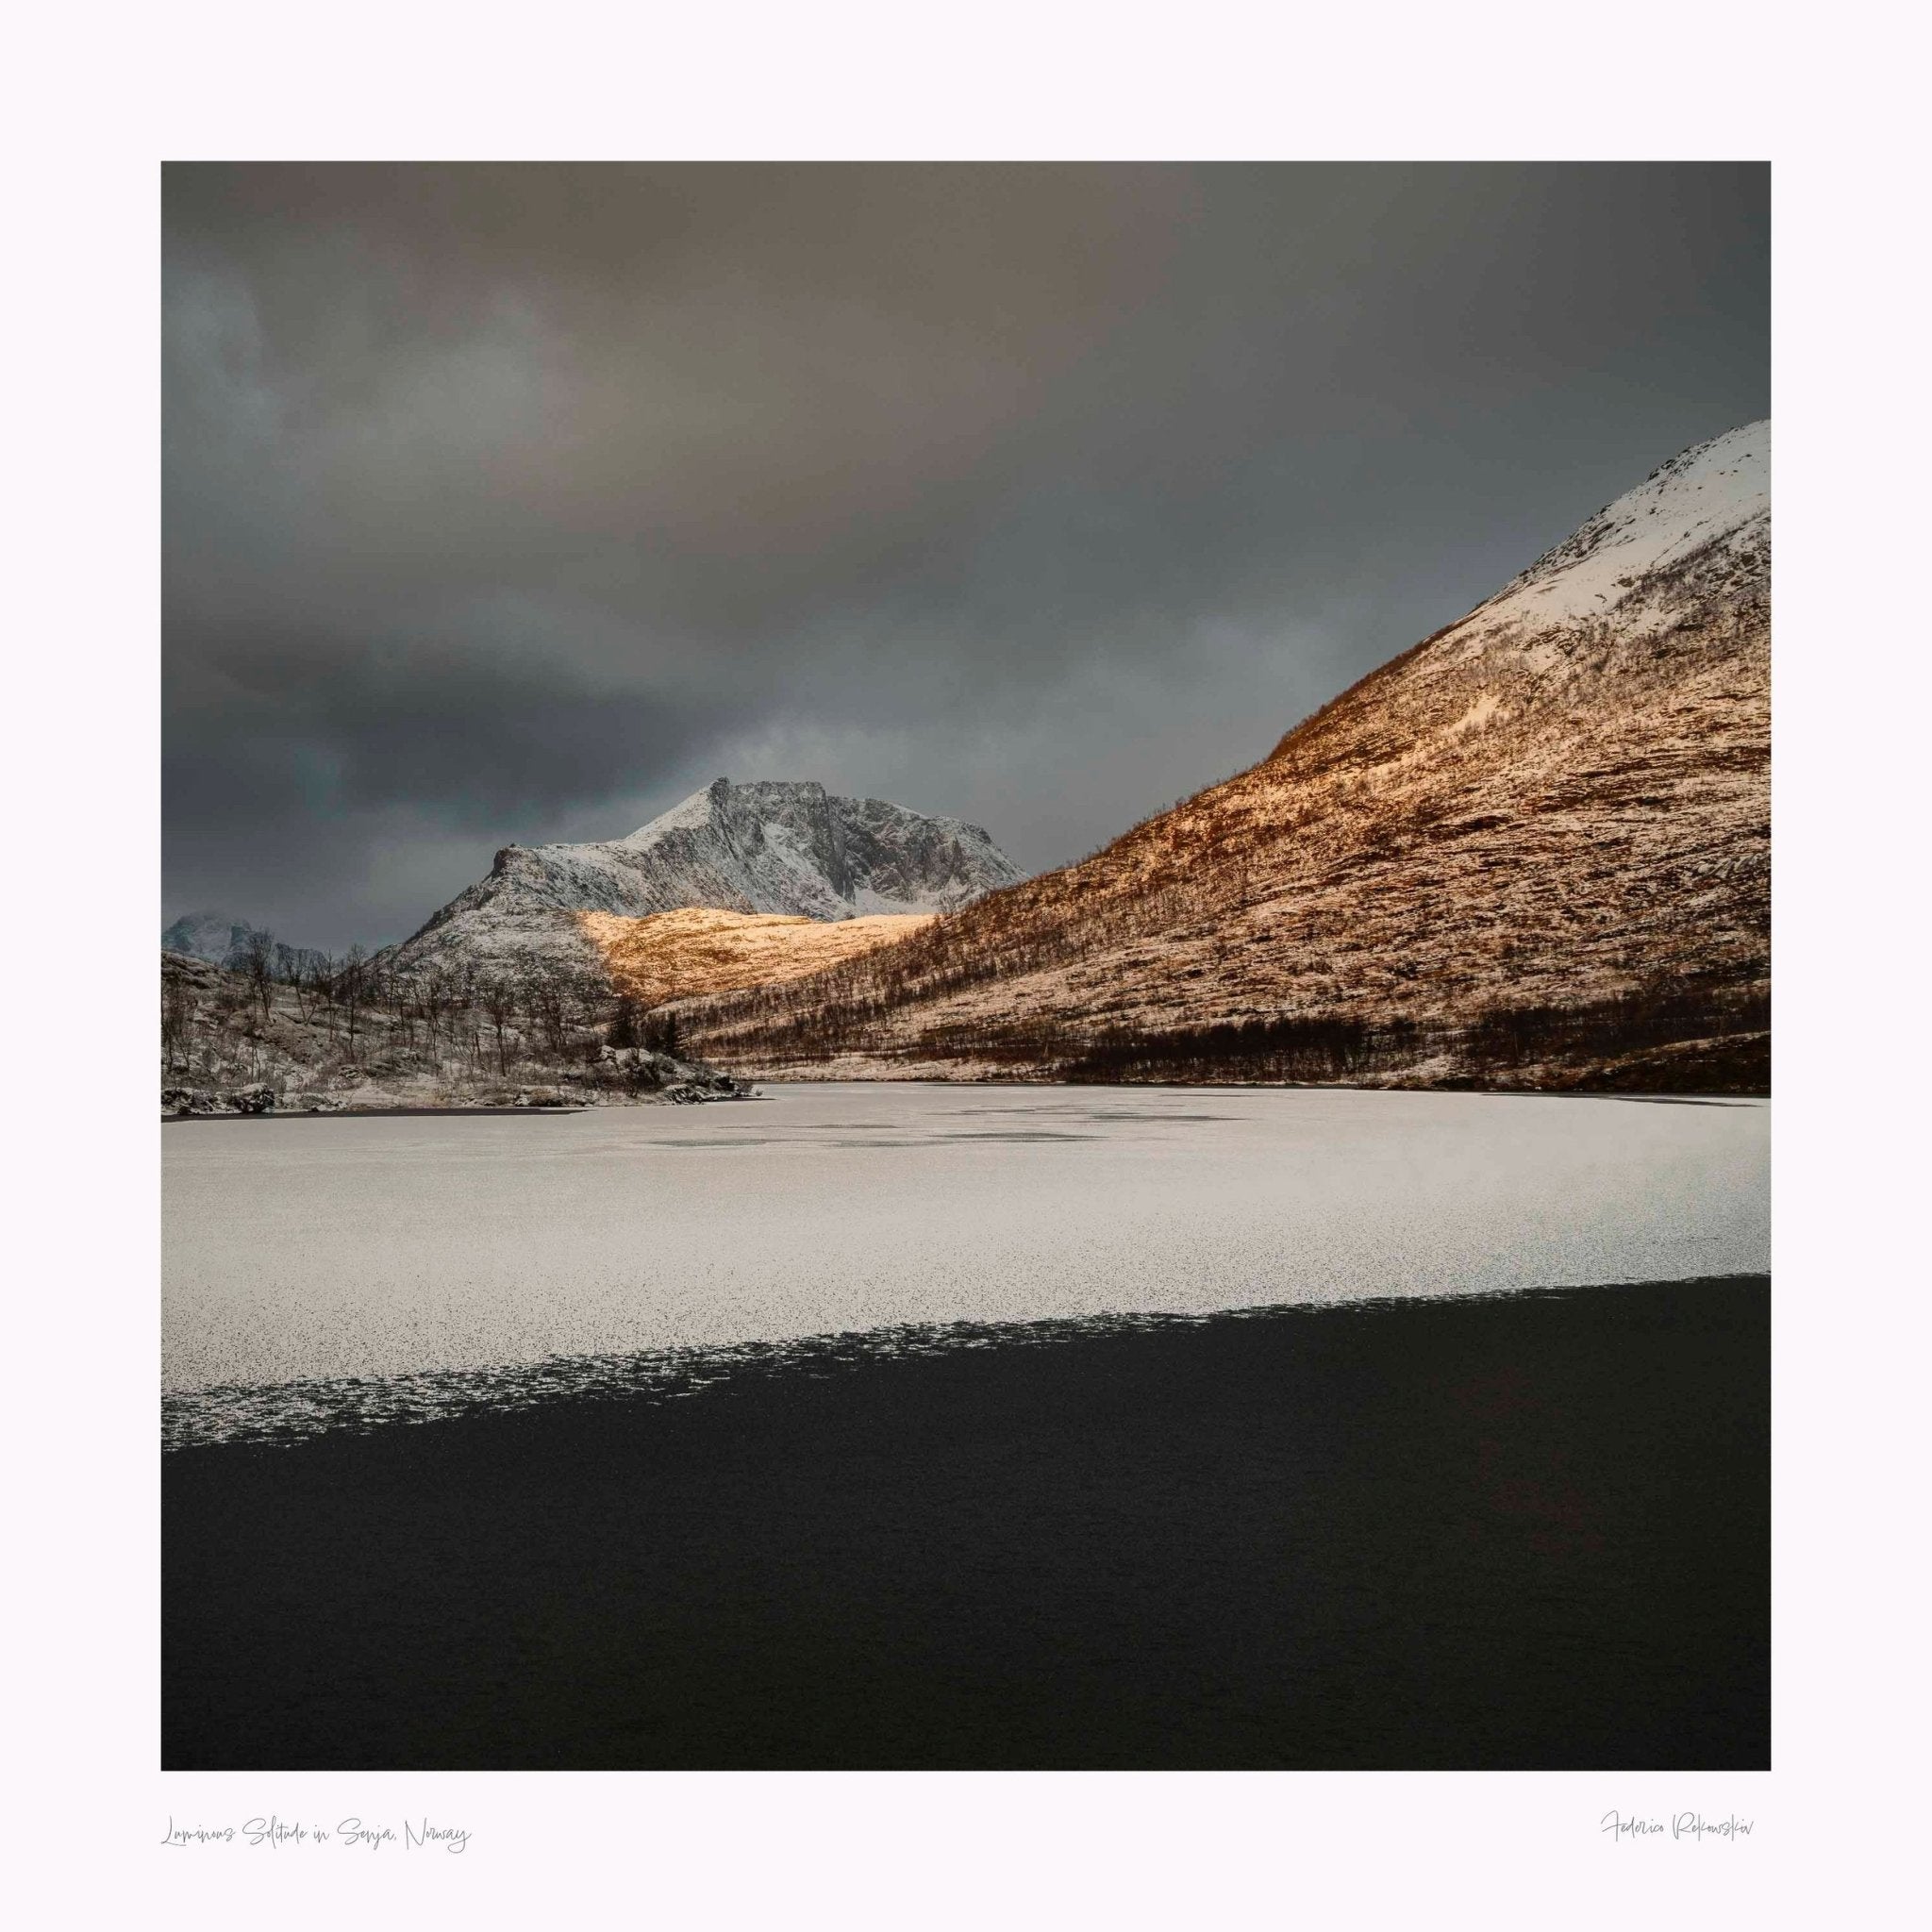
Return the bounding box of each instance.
[1601,1811,1755,1842]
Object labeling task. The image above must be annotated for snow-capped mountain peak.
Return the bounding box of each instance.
[385,778,1021,976]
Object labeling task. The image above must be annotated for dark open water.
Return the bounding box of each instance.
[162,1275,1768,1769]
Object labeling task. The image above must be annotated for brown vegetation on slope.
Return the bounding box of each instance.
[578,908,932,1007]
[664,444,1771,1092]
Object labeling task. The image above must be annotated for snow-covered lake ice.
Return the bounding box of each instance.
[163,1082,1769,1436]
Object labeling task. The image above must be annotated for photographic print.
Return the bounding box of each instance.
[160,161,1770,1773]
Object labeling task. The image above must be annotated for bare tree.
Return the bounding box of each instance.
[423,974,449,1058]
[340,944,367,1056]
[161,966,193,1072]
[241,926,276,1023]
[482,981,515,1077]
[312,955,338,1045]
[608,996,641,1049]
[538,983,569,1058]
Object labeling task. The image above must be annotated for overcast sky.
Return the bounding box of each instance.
[164,162,1769,951]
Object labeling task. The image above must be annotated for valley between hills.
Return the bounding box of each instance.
[162,421,1770,1110]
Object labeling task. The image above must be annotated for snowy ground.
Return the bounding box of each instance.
[164,1081,1769,1406]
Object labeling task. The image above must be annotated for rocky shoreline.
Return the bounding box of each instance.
[161,1062,756,1121]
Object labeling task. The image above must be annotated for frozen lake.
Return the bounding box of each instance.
[164,1083,1769,1413]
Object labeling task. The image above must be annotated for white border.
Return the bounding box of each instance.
[8,2,1922,1924]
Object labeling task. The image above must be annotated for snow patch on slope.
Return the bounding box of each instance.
[1474,420,1768,633]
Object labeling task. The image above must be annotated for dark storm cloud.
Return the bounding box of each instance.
[163,162,1770,949]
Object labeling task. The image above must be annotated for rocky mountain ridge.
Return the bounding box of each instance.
[382,777,1019,977]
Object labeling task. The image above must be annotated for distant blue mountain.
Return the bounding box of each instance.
[162,911,328,980]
